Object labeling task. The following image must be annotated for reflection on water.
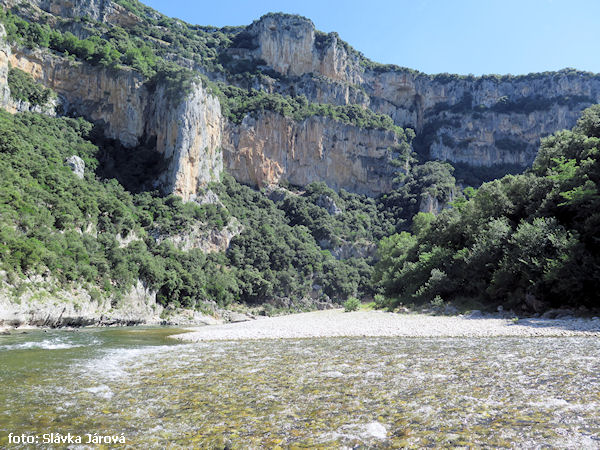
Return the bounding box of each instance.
[1,328,599,448]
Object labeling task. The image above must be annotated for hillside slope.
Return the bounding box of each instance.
[0,0,598,322]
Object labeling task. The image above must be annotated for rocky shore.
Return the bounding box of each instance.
[173,309,600,341]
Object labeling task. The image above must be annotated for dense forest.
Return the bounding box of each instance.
[374,106,600,312]
[4,101,598,313]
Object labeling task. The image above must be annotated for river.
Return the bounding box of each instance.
[1,327,599,448]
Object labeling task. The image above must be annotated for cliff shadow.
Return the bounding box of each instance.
[91,126,167,193]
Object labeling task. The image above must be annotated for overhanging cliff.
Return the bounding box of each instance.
[0,24,223,201]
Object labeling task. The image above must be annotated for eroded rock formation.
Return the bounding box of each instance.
[223,112,400,195]
[235,14,600,168]
[2,3,600,201]
[2,42,223,201]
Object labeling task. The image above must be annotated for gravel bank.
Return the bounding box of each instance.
[173,309,600,341]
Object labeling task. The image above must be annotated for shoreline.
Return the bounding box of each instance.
[3,309,600,339]
[173,309,600,341]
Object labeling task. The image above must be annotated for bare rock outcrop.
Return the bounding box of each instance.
[242,14,363,84]
[3,8,600,200]
[151,217,243,253]
[0,25,10,108]
[223,111,400,195]
[0,277,161,327]
[238,14,600,170]
[2,43,223,200]
[1,0,142,28]
[65,155,85,179]
[152,82,223,201]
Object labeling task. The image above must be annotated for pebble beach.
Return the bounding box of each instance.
[173,309,600,341]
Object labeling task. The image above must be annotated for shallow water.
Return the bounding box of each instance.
[0,328,599,448]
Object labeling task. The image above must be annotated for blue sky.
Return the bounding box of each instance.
[142,0,600,76]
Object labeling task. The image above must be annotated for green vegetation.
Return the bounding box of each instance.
[0,110,235,308]
[213,83,406,133]
[0,2,238,76]
[213,176,372,303]
[374,105,600,311]
[0,105,456,310]
[452,162,526,187]
[426,93,596,127]
[0,6,406,128]
[1,0,598,317]
[1,8,149,75]
[277,182,395,245]
[343,296,361,312]
[378,160,457,230]
[0,7,203,103]
[7,67,55,106]
[0,110,404,308]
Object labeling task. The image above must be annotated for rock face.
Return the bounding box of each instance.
[8,47,147,146]
[223,112,401,195]
[0,25,10,108]
[419,193,440,215]
[3,7,600,200]
[330,240,377,260]
[151,217,243,253]
[243,14,362,84]
[0,275,221,327]
[65,155,85,179]
[2,46,223,200]
[236,14,600,169]
[0,277,162,327]
[1,0,142,27]
[316,195,342,216]
[151,83,223,200]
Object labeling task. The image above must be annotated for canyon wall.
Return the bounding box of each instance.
[150,82,223,200]
[238,14,600,168]
[3,2,600,200]
[1,0,142,27]
[0,25,12,108]
[0,23,401,198]
[223,112,400,195]
[244,14,363,85]
[0,37,223,201]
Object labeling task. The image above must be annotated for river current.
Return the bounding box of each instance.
[0,327,599,448]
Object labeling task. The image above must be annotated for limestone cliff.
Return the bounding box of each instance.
[8,47,148,145]
[1,45,223,200]
[0,275,220,327]
[151,82,223,201]
[236,14,600,169]
[3,4,600,200]
[223,112,400,195]
[240,14,363,85]
[0,268,162,327]
[0,25,11,108]
[367,70,599,167]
